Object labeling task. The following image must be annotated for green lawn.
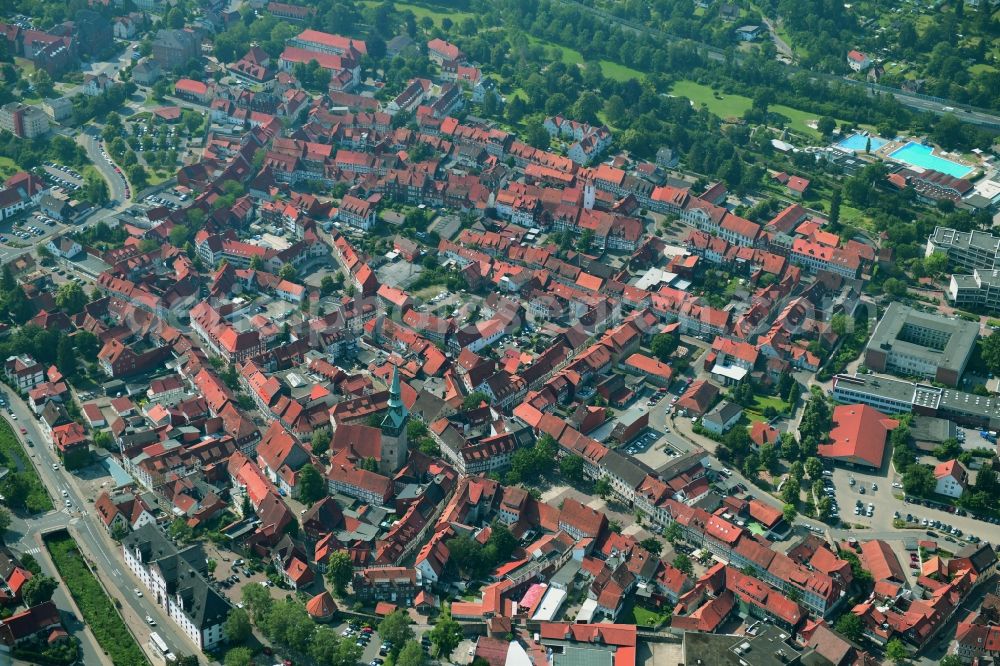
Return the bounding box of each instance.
[746,394,791,422]
[598,59,646,83]
[671,80,855,140]
[361,1,473,26]
[525,36,644,82]
[0,156,19,179]
[0,418,53,513]
[45,533,148,666]
[628,604,671,628]
[526,35,583,66]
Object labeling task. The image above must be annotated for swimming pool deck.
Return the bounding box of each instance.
[887,141,976,179]
[839,136,980,180]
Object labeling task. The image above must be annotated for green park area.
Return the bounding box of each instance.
[671,80,846,140]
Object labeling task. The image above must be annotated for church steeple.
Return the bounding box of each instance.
[380,365,408,437]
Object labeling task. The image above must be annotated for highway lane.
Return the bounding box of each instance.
[4,395,194,661]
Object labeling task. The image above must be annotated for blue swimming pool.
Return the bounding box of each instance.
[888,142,973,178]
[836,133,887,152]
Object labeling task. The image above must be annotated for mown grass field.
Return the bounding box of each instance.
[361,0,474,27]
[670,79,856,140]
[525,35,645,82]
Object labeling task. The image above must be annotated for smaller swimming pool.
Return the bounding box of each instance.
[888,142,973,179]
[836,133,887,152]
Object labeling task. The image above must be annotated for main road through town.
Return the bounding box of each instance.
[4,391,194,662]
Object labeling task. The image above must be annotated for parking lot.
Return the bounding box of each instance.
[43,163,84,190]
[143,187,189,211]
[828,463,999,545]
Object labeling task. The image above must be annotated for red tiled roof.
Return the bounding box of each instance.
[818,404,898,468]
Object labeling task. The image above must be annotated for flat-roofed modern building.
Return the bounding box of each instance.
[864,303,977,386]
[927,226,1000,272]
[949,269,1000,314]
[832,373,1000,429]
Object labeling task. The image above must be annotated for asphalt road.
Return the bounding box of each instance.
[4,394,193,661]
[78,130,129,207]
[6,504,106,664]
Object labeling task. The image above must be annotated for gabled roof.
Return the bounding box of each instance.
[819,404,898,468]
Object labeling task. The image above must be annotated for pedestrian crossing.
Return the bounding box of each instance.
[21,547,40,555]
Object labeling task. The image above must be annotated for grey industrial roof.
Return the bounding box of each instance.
[866,302,978,375]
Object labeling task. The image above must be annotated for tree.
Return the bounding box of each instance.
[56,335,76,377]
[573,91,602,124]
[20,553,41,576]
[242,582,273,623]
[320,275,336,296]
[828,189,841,229]
[297,464,326,503]
[325,551,353,595]
[885,638,908,664]
[817,496,835,522]
[169,224,190,247]
[559,455,585,483]
[902,464,936,497]
[378,611,414,656]
[224,647,253,666]
[834,612,863,642]
[830,314,849,336]
[278,263,297,281]
[760,443,781,474]
[74,330,99,359]
[650,332,679,362]
[595,478,612,498]
[396,640,426,666]
[311,428,331,455]
[673,553,693,575]
[55,282,87,315]
[663,522,682,544]
[462,392,489,409]
[882,278,907,298]
[523,121,550,150]
[805,457,823,480]
[923,251,948,276]
[940,656,963,666]
[224,608,252,643]
[816,116,837,136]
[980,332,1000,375]
[781,477,800,505]
[639,537,663,555]
[110,522,129,541]
[22,575,58,606]
[262,600,314,653]
[428,606,463,659]
[783,503,798,523]
[933,438,962,461]
[604,95,627,124]
[169,517,193,542]
[310,627,361,666]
